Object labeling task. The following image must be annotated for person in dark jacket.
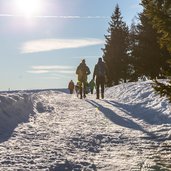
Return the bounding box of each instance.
[76,59,90,99]
[75,82,80,97]
[68,80,75,94]
[89,79,96,94]
[93,58,106,99]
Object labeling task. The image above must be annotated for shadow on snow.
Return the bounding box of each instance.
[104,100,171,125]
[86,100,157,139]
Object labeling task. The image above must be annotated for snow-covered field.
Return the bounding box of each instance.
[0,81,171,171]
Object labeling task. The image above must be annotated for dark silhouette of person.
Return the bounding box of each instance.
[93,58,106,99]
[89,79,95,94]
[76,59,90,99]
[68,80,75,94]
[75,82,80,97]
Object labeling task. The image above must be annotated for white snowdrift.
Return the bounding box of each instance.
[105,81,171,122]
[0,92,34,134]
[0,89,67,135]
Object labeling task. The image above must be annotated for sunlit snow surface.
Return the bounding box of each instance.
[0,81,171,171]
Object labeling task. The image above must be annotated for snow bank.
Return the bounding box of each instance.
[105,80,171,124]
[0,89,67,137]
[0,92,34,135]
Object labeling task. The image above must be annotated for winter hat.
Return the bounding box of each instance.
[98,58,102,62]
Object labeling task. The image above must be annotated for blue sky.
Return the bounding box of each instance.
[0,0,142,90]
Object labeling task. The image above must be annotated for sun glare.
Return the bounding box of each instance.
[14,0,42,17]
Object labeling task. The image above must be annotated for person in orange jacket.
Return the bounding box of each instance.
[68,80,75,94]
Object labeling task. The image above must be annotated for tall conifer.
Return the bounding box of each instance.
[102,4,129,85]
[142,0,171,101]
[131,11,170,79]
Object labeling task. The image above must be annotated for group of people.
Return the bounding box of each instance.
[68,57,106,99]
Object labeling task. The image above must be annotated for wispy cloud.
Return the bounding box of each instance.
[27,70,49,74]
[39,76,60,80]
[0,14,18,17]
[0,14,109,19]
[72,55,101,59]
[32,65,74,70]
[21,38,104,53]
[36,15,109,19]
[57,70,75,74]
[27,65,75,75]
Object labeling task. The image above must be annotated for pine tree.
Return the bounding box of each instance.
[131,11,171,79]
[128,21,140,81]
[142,0,171,51]
[102,4,129,85]
[142,0,171,101]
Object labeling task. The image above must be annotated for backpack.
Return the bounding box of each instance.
[68,81,74,90]
[76,64,90,82]
[96,63,105,77]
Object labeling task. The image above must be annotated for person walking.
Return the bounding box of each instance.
[76,59,90,99]
[75,82,80,97]
[68,80,75,94]
[89,79,95,94]
[93,58,106,99]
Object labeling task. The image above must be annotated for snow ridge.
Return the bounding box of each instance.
[105,81,170,116]
[0,92,34,141]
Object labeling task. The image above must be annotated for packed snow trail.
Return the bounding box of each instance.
[0,82,171,171]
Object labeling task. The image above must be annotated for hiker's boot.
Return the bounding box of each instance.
[101,93,104,99]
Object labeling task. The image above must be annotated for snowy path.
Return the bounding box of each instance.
[0,90,171,171]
